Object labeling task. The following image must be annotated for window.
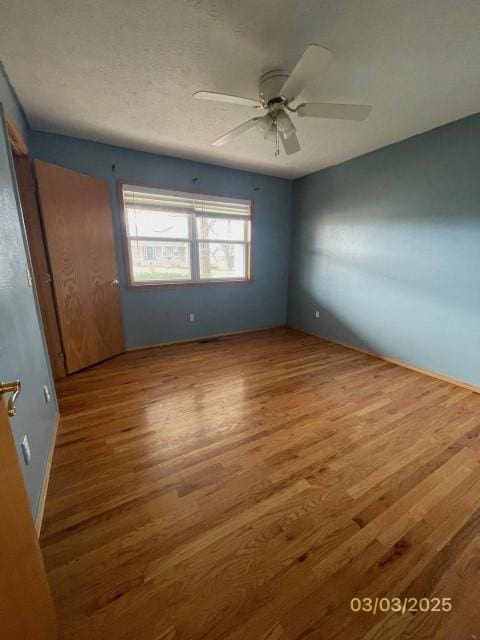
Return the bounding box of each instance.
[121,184,252,285]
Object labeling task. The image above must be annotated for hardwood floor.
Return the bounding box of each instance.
[41,327,480,639]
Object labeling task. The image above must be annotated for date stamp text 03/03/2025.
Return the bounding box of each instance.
[350,597,452,616]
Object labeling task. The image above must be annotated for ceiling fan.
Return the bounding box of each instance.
[193,45,372,156]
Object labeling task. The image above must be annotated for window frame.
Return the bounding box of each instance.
[118,180,253,289]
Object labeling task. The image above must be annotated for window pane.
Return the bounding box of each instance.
[196,216,249,242]
[127,207,190,239]
[130,239,191,281]
[199,242,247,279]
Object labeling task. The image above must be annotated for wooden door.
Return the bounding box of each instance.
[13,155,66,379]
[0,400,56,639]
[34,161,125,373]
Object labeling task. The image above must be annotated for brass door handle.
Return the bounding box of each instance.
[0,380,22,417]
[110,279,119,286]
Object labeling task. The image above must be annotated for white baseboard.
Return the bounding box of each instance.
[126,324,284,352]
[35,412,60,535]
[292,326,480,395]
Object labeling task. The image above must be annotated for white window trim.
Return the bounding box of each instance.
[120,183,253,287]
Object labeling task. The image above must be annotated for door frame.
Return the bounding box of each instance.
[5,114,66,380]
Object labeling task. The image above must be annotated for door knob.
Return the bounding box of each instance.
[0,380,22,417]
[110,278,119,286]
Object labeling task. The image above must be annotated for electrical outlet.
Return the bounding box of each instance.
[189,312,195,322]
[43,385,51,404]
[315,310,320,319]
[21,435,31,465]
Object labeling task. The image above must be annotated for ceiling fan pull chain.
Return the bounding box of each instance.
[275,121,280,157]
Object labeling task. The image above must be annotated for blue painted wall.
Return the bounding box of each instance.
[288,113,480,387]
[0,67,58,519]
[29,132,292,348]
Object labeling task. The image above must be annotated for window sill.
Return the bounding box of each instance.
[126,278,252,290]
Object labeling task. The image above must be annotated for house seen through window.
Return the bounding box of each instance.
[122,184,252,285]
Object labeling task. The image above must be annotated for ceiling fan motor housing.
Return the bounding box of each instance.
[258,70,290,105]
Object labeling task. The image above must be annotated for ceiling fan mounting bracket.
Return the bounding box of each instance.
[258,69,289,105]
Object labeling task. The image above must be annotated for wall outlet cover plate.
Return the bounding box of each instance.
[21,435,31,465]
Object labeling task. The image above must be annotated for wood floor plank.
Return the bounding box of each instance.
[41,328,480,639]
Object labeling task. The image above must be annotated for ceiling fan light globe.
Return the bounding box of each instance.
[276,111,289,130]
[264,127,277,143]
[276,111,295,137]
[282,125,296,139]
[256,114,273,135]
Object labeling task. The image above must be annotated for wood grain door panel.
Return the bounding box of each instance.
[34,161,125,373]
[0,400,56,638]
[13,155,66,379]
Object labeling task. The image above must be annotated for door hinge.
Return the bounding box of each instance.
[45,272,52,284]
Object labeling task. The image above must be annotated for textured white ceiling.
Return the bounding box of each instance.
[1,0,479,178]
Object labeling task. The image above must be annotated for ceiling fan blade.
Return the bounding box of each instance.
[194,91,261,108]
[297,102,372,121]
[280,130,301,155]
[280,44,332,102]
[211,118,259,147]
